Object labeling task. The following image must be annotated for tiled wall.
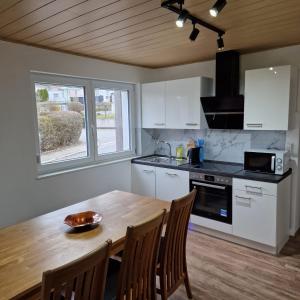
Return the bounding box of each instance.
[142,129,286,163]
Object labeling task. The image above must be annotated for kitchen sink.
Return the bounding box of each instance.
[136,155,188,166]
[142,156,173,163]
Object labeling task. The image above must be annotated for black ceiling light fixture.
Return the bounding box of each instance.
[189,23,200,41]
[176,9,189,28]
[209,0,227,17]
[217,35,224,50]
[161,0,225,50]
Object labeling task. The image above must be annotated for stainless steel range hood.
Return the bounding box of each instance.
[201,50,244,129]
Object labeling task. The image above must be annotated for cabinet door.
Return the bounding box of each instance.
[232,190,276,246]
[132,164,156,197]
[142,82,166,128]
[165,77,202,129]
[244,65,291,130]
[156,167,189,201]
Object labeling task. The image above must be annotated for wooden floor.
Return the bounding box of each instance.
[169,229,300,300]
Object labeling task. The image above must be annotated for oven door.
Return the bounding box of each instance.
[190,180,232,224]
[244,151,276,174]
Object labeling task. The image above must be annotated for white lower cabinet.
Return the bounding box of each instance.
[156,167,189,201]
[132,164,156,197]
[131,164,189,201]
[232,177,291,252]
[232,189,276,246]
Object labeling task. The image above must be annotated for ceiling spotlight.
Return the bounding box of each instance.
[210,0,227,17]
[176,9,189,28]
[189,23,200,41]
[217,35,224,50]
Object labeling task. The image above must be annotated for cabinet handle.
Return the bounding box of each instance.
[185,122,198,126]
[154,123,165,126]
[166,172,178,177]
[245,185,262,195]
[143,169,154,173]
[236,196,251,207]
[246,123,263,128]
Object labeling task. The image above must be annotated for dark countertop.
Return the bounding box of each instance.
[233,169,292,183]
[131,155,292,183]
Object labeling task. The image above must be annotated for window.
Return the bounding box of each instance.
[32,74,135,174]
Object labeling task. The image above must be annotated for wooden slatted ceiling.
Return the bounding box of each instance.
[0,0,300,68]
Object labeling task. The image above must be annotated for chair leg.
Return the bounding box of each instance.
[184,272,193,299]
[159,274,168,300]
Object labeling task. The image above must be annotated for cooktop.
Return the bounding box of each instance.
[186,161,244,175]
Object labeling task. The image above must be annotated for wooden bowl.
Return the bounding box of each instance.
[64,211,103,228]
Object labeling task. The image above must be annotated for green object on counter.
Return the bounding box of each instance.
[176,145,184,160]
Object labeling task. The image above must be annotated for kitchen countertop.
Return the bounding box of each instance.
[131,155,292,183]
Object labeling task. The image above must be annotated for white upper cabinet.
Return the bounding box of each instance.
[165,77,209,129]
[244,65,294,130]
[142,77,212,129]
[142,81,166,128]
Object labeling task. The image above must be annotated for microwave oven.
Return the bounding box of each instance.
[244,149,290,175]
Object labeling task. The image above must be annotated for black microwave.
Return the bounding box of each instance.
[244,149,289,175]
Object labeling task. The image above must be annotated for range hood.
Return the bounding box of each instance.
[201,50,244,129]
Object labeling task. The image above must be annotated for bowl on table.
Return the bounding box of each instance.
[64,211,103,228]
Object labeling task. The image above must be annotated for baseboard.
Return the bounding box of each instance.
[189,222,279,255]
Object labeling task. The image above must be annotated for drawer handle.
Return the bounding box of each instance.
[166,172,178,176]
[154,123,165,126]
[245,185,262,195]
[185,122,198,126]
[246,123,263,128]
[143,169,154,173]
[236,196,251,208]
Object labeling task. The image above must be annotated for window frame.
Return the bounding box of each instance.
[31,73,136,175]
[91,80,136,163]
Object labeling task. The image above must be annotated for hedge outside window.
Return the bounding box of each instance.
[32,73,135,174]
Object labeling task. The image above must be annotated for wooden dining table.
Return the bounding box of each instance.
[0,190,170,300]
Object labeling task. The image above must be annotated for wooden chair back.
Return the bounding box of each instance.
[41,240,112,300]
[116,209,166,300]
[158,189,196,298]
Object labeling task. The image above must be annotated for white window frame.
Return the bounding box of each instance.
[31,73,136,175]
[91,80,136,163]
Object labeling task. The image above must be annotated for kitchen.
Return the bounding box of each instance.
[133,50,297,255]
[0,1,300,299]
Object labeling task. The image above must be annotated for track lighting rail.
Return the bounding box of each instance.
[161,0,225,36]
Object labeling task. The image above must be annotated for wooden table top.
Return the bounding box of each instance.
[0,190,170,300]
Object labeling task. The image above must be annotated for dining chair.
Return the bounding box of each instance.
[114,209,166,300]
[156,189,197,300]
[41,240,112,300]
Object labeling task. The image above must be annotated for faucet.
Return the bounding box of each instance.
[156,140,172,158]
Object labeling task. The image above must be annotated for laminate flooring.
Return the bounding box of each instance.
[169,229,300,300]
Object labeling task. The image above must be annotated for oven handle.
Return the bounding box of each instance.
[192,181,226,190]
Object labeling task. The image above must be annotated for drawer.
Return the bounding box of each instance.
[232,189,277,246]
[233,178,277,196]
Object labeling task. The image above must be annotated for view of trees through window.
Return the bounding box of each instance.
[35,83,88,164]
[34,82,131,167]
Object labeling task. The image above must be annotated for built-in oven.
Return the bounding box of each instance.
[190,172,232,224]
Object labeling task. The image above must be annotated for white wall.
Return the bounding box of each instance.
[0,40,149,228]
[1,40,300,232]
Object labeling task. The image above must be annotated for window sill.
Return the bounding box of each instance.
[37,155,138,180]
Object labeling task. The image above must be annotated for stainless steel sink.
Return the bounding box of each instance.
[142,156,172,163]
[137,155,188,166]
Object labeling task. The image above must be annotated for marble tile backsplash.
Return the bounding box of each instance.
[142,129,286,163]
